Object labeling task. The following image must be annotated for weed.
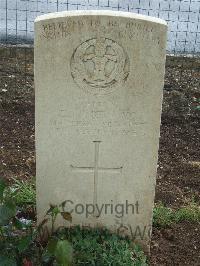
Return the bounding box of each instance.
[153,202,174,227]
[175,201,200,223]
[153,201,200,228]
[8,177,36,206]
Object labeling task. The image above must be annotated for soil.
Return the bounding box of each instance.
[0,47,200,265]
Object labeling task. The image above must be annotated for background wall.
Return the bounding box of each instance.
[0,0,200,54]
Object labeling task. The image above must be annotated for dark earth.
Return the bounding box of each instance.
[0,47,200,265]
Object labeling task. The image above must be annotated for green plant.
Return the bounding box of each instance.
[56,226,148,266]
[37,202,73,266]
[44,238,73,266]
[0,179,73,266]
[153,202,174,228]
[40,203,147,265]
[174,201,200,223]
[153,200,200,228]
[0,178,34,265]
[0,178,147,265]
[8,177,36,207]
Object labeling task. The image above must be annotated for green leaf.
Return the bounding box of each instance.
[5,199,16,212]
[0,200,16,226]
[46,204,57,215]
[52,206,60,216]
[46,205,60,221]
[0,255,17,266]
[54,240,73,266]
[47,237,58,255]
[0,179,6,202]
[17,235,32,252]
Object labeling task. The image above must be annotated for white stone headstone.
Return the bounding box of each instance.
[35,10,167,250]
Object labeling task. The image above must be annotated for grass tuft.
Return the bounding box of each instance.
[153,201,200,228]
[7,177,36,206]
[175,201,200,223]
[153,203,173,227]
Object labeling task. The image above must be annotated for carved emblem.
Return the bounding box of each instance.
[71,37,129,94]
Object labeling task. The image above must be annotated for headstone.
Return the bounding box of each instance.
[35,10,167,250]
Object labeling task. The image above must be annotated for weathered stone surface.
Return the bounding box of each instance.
[35,10,167,249]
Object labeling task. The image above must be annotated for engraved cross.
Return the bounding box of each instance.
[70,141,123,217]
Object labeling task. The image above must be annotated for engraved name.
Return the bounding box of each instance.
[41,19,161,44]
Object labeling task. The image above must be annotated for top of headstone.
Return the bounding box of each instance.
[35,10,167,26]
